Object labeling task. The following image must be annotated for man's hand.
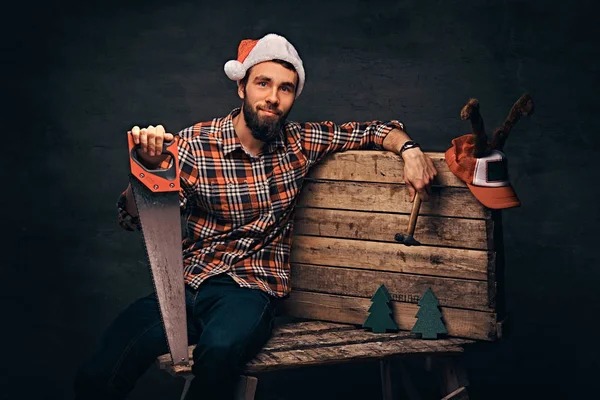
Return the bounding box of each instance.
[402,147,437,202]
[129,125,174,168]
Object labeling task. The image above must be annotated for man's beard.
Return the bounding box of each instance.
[242,96,291,143]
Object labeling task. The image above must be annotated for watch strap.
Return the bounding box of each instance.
[400,140,421,154]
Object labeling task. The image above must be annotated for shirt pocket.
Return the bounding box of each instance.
[269,153,308,217]
[209,178,259,224]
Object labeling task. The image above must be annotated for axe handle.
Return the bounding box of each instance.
[406,194,422,236]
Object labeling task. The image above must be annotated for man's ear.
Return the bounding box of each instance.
[237,82,245,100]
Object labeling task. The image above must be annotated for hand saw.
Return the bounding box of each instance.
[127,133,190,371]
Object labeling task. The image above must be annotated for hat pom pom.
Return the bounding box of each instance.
[224,60,246,81]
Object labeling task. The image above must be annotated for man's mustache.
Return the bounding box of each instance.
[258,106,282,115]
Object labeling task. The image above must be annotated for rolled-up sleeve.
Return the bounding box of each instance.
[300,119,405,165]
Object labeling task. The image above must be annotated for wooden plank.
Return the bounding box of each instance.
[291,264,491,312]
[162,325,467,370]
[234,376,258,400]
[380,359,396,400]
[306,151,465,187]
[399,361,424,400]
[291,236,490,281]
[180,376,193,400]
[496,316,508,340]
[263,327,425,353]
[282,291,498,341]
[489,210,505,317]
[439,357,470,398]
[159,341,468,376]
[294,208,489,250]
[441,387,469,400]
[270,320,354,336]
[297,181,488,219]
[244,340,468,373]
[157,322,474,376]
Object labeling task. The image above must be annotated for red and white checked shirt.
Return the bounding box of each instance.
[117,108,404,297]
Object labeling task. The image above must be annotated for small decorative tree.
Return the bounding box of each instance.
[411,288,448,339]
[363,284,399,333]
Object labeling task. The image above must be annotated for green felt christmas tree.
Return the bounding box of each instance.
[411,288,448,339]
[362,284,399,333]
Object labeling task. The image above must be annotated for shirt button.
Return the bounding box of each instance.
[228,183,233,188]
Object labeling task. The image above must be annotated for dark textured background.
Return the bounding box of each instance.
[4,0,599,399]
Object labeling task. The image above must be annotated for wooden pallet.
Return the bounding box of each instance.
[283,151,506,342]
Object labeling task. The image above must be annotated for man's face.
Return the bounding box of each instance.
[238,61,297,142]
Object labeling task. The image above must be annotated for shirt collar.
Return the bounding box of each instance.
[219,108,286,156]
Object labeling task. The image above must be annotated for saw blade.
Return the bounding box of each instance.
[130,175,189,367]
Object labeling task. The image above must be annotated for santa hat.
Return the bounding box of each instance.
[224,33,305,98]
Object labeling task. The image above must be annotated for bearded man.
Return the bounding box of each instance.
[74,33,437,400]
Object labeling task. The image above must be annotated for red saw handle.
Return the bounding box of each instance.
[127,131,181,193]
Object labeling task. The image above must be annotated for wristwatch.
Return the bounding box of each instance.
[400,140,421,154]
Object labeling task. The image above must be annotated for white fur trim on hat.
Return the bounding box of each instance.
[224,60,246,81]
[224,33,306,98]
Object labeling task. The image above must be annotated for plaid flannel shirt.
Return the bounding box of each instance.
[117,108,404,297]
